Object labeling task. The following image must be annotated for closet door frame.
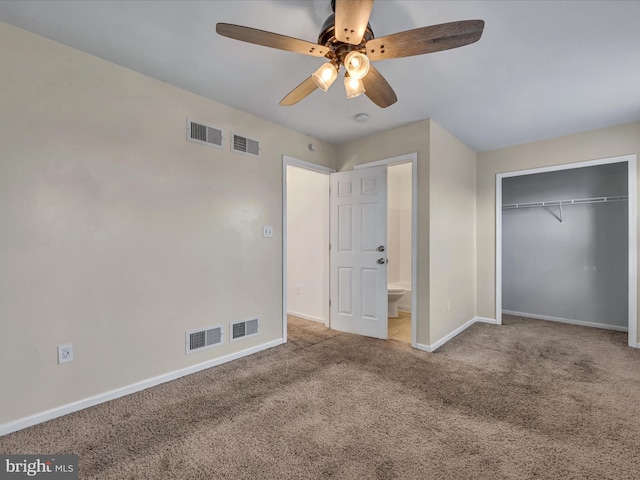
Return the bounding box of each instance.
[495,154,638,348]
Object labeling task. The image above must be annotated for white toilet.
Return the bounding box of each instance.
[388,285,405,318]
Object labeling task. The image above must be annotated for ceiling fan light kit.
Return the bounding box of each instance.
[344,51,370,80]
[216,0,484,108]
[312,62,339,91]
[345,74,366,99]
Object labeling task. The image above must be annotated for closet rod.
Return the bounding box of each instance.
[502,195,628,210]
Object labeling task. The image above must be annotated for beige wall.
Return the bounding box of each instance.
[477,121,640,344]
[428,121,477,344]
[0,21,337,425]
[337,120,430,343]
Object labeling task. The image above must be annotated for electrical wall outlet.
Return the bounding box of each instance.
[446,299,451,312]
[58,343,74,364]
[262,225,273,238]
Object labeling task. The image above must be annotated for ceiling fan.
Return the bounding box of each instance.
[216,0,484,108]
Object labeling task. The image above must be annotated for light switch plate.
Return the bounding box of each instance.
[262,225,273,238]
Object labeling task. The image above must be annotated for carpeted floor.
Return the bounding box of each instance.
[2,314,640,479]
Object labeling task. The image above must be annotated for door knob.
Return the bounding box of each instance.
[377,245,385,252]
[377,258,388,264]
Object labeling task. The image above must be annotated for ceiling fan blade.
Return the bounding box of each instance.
[366,20,485,61]
[280,76,319,106]
[362,64,397,108]
[216,23,329,58]
[335,0,374,45]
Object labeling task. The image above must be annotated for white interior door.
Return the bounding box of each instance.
[330,166,388,339]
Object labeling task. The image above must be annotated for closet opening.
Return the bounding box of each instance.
[495,154,637,347]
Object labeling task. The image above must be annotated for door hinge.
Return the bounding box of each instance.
[329,299,331,307]
[329,243,331,251]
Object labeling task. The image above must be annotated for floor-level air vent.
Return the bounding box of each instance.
[186,325,223,354]
[231,132,260,157]
[187,118,224,149]
[230,318,259,342]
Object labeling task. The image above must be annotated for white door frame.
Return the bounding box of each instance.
[354,153,418,348]
[495,154,638,348]
[282,156,335,342]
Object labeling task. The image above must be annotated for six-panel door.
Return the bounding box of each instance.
[330,166,388,339]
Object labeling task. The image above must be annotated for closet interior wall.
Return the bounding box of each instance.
[502,163,628,329]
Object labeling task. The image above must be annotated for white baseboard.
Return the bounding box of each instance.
[415,317,478,353]
[0,338,284,437]
[475,316,499,324]
[397,304,412,313]
[286,310,326,324]
[429,317,478,351]
[415,316,500,353]
[502,310,628,332]
[416,314,635,352]
[415,342,433,353]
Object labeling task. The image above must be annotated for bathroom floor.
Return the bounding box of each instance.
[388,310,411,343]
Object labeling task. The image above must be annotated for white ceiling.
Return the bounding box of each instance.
[1,0,639,152]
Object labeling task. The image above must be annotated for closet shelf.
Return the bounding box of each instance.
[502,195,628,210]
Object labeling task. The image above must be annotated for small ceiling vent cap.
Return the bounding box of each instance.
[187,118,224,149]
[231,131,261,158]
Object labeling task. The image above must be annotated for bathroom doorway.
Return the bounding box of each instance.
[283,153,417,348]
[387,162,413,343]
[354,153,417,346]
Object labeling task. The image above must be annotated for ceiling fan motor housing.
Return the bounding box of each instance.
[318,13,374,58]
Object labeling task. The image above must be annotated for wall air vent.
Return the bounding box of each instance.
[230,318,259,342]
[231,132,261,158]
[186,118,224,149]
[186,325,223,354]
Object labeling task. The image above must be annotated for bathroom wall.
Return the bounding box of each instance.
[387,162,412,310]
[286,165,330,323]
